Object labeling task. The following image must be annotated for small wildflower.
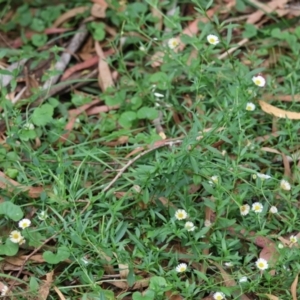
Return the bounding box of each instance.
[213,292,225,300]
[252,75,266,87]
[154,92,164,98]
[290,235,298,244]
[207,34,219,45]
[269,206,278,214]
[278,243,284,249]
[81,257,89,265]
[18,218,31,229]
[224,262,233,268]
[280,179,291,191]
[246,102,256,111]
[184,221,196,232]
[252,202,263,213]
[221,150,227,156]
[18,236,26,245]
[9,230,23,243]
[139,45,146,52]
[23,123,35,130]
[256,258,268,270]
[37,211,48,221]
[168,38,180,49]
[209,175,218,185]
[176,263,187,273]
[240,204,250,216]
[1,285,8,296]
[256,173,271,180]
[239,276,248,283]
[175,209,188,220]
[204,219,211,227]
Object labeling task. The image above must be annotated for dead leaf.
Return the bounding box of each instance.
[246,0,289,24]
[53,6,89,27]
[37,271,53,300]
[259,100,300,119]
[291,273,298,300]
[91,2,108,18]
[0,171,45,198]
[53,286,66,300]
[95,41,114,91]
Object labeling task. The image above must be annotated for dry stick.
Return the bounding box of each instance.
[5,231,62,297]
[102,139,183,192]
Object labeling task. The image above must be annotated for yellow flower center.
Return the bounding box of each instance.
[258,262,264,268]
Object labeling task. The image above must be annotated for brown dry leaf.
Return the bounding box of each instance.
[0,171,45,198]
[59,99,100,143]
[259,100,300,119]
[246,0,289,24]
[291,274,299,300]
[95,41,114,91]
[91,2,108,18]
[165,291,183,300]
[37,271,53,300]
[53,6,89,27]
[53,286,66,300]
[5,254,44,267]
[261,147,291,178]
[264,294,279,300]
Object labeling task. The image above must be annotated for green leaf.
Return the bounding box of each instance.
[5,168,19,179]
[132,291,155,300]
[71,93,90,107]
[0,202,23,221]
[119,111,137,128]
[137,107,158,120]
[29,277,39,292]
[243,24,257,39]
[19,129,37,141]
[31,104,54,126]
[130,96,142,110]
[31,34,47,47]
[104,90,126,106]
[0,239,19,256]
[91,22,106,41]
[149,72,170,90]
[43,246,70,264]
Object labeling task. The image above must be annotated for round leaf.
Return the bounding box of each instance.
[137,107,158,120]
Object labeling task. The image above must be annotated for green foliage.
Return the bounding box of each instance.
[0,202,23,221]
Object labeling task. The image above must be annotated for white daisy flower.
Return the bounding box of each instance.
[23,123,35,130]
[18,218,31,229]
[1,285,8,296]
[176,263,187,273]
[252,202,263,213]
[207,34,219,45]
[256,258,268,270]
[256,173,271,180]
[37,211,48,221]
[280,179,291,191]
[269,206,278,214]
[239,276,248,283]
[184,221,196,232]
[168,38,180,49]
[246,102,255,111]
[213,292,225,300]
[9,230,23,243]
[224,262,233,268]
[18,236,26,245]
[209,175,219,185]
[154,92,164,98]
[175,209,188,220]
[204,219,211,227]
[290,235,298,244]
[240,204,250,216]
[252,75,266,87]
